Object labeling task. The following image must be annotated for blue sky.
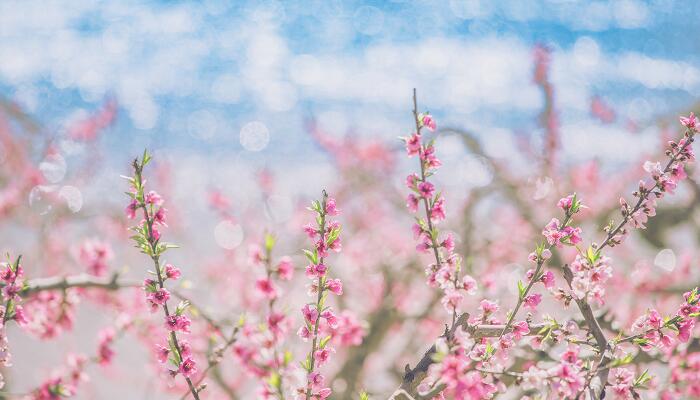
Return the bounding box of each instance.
[1,0,699,172]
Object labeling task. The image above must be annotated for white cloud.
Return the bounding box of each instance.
[0,0,692,136]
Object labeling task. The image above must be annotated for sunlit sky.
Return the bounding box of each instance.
[1,0,699,170]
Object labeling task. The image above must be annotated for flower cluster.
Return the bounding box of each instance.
[125,151,200,399]
[296,192,342,400]
[422,326,498,400]
[1,255,28,326]
[611,113,696,244]
[234,234,294,398]
[667,352,700,398]
[31,354,88,400]
[521,346,586,398]
[629,287,699,349]
[566,250,613,306]
[497,195,584,354]
[76,238,113,277]
[541,194,584,248]
[24,290,77,339]
[404,95,477,317]
[0,255,28,389]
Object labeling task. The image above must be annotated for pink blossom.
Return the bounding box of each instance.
[678,319,694,343]
[405,133,422,156]
[77,239,113,277]
[255,277,278,300]
[179,357,197,378]
[541,270,555,289]
[147,288,170,306]
[276,257,294,280]
[303,224,318,239]
[412,223,424,239]
[441,233,454,253]
[249,245,264,265]
[524,294,542,310]
[305,263,327,278]
[418,181,435,198]
[165,315,191,333]
[153,207,167,226]
[512,321,530,340]
[144,190,163,206]
[314,347,334,366]
[460,275,477,294]
[480,299,499,315]
[542,218,564,246]
[298,325,312,341]
[441,288,463,312]
[179,340,192,358]
[150,226,161,241]
[164,264,181,280]
[321,310,339,329]
[422,114,436,131]
[406,194,419,212]
[324,197,340,216]
[611,368,634,398]
[680,112,697,129]
[302,304,318,324]
[415,240,432,253]
[406,173,419,189]
[326,278,343,295]
[309,371,324,387]
[430,198,446,222]
[557,195,573,211]
[125,200,138,219]
[329,311,366,346]
[155,344,169,364]
[97,328,115,365]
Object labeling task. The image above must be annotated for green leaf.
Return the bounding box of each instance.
[609,354,634,368]
[142,149,152,166]
[175,300,190,316]
[302,249,318,265]
[688,287,699,305]
[168,337,182,365]
[264,233,276,252]
[633,369,652,389]
[268,372,281,388]
[517,280,526,299]
[586,246,598,264]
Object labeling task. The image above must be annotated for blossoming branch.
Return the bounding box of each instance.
[124,150,200,399]
[298,191,343,400]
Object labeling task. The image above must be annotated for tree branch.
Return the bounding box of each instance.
[388,313,545,399]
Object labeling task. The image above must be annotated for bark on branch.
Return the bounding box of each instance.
[388,314,546,399]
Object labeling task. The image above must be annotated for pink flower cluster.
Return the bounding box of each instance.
[567,252,613,306]
[76,238,113,277]
[126,152,199,395]
[31,354,88,400]
[296,193,343,400]
[24,290,77,339]
[404,109,477,316]
[631,287,699,348]
[614,115,696,239]
[521,346,585,398]
[234,235,294,398]
[667,352,700,398]
[1,256,28,326]
[542,218,582,248]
